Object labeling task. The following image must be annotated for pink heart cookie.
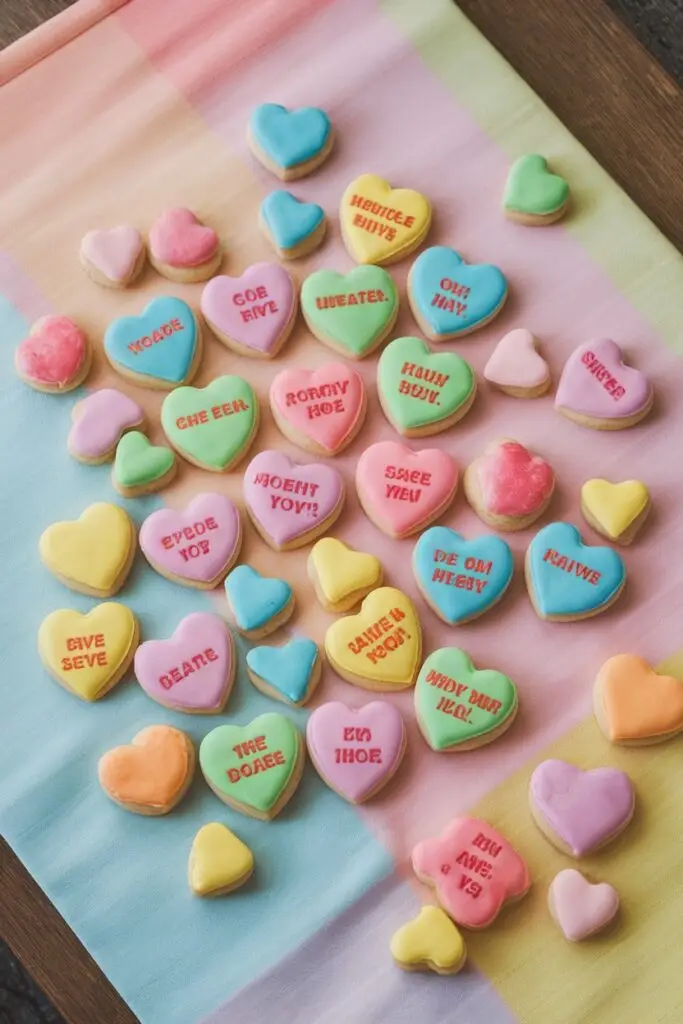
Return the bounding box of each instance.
[243,450,345,551]
[555,338,653,429]
[270,362,366,456]
[80,226,144,286]
[356,440,458,539]
[15,316,90,393]
[306,700,406,803]
[149,208,220,278]
[548,869,620,942]
[484,328,550,397]
[139,493,241,588]
[464,439,554,529]
[68,388,145,463]
[201,264,296,358]
[134,612,234,713]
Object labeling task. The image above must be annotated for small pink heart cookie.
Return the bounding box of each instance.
[80,226,145,288]
[548,869,620,942]
[68,389,145,464]
[201,264,297,359]
[149,208,222,283]
[484,328,550,398]
[243,449,345,551]
[270,362,366,456]
[464,438,554,531]
[555,338,653,430]
[15,316,91,393]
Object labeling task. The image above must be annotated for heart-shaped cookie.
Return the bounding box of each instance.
[306,699,406,803]
[415,648,518,752]
[243,450,345,550]
[68,389,144,464]
[248,102,333,179]
[15,316,90,393]
[259,190,326,258]
[340,174,431,265]
[377,336,476,436]
[548,870,619,942]
[580,478,650,544]
[224,565,294,639]
[246,637,321,707]
[134,612,234,714]
[464,439,555,530]
[356,440,458,539]
[139,493,241,589]
[112,431,177,497]
[526,522,626,621]
[39,602,139,701]
[529,759,635,857]
[39,502,135,598]
[300,267,398,358]
[555,338,653,429]
[149,208,221,281]
[188,823,254,897]
[80,226,145,287]
[324,586,421,691]
[413,527,514,625]
[201,264,296,358]
[390,906,467,974]
[104,296,201,389]
[270,362,366,456]
[199,714,304,820]
[308,537,383,613]
[594,654,683,745]
[408,246,507,340]
[98,725,195,815]
[161,375,258,471]
[483,328,551,397]
[503,154,570,225]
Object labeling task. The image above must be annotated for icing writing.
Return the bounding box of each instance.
[315,289,388,308]
[252,471,319,514]
[432,547,491,594]
[426,669,503,721]
[127,318,184,354]
[581,350,625,400]
[139,495,240,586]
[543,548,601,585]
[161,515,218,562]
[409,248,507,338]
[61,633,107,670]
[398,360,450,406]
[347,606,410,664]
[104,297,197,385]
[335,725,382,764]
[244,451,343,547]
[527,523,625,619]
[385,463,432,503]
[227,734,286,781]
[349,192,415,242]
[285,379,349,421]
[300,267,398,357]
[431,277,470,318]
[159,648,218,689]
[160,376,257,472]
[377,337,475,435]
[175,399,249,429]
[232,284,278,322]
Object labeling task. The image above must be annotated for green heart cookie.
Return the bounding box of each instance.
[161,375,258,471]
[415,648,517,751]
[503,154,569,217]
[199,713,301,817]
[300,266,398,358]
[377,336,475,435]
[113,431,175,489]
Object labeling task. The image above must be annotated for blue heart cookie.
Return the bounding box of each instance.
[225,565,293,635]
[246,637,319,706]
[408,246,507,340]
[526,522,626,621]
[249,103,332,174]
[413,526,514,624]
[259,191,325,255]
[104,297,198,387]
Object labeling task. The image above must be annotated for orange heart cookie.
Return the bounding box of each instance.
[594,654,683,745]
[98,725,195,814]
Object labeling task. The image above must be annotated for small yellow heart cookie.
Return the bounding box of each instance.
[340,174,431,266]
[307,537,383,613]
[581,478,650,545]
[390,906,467,975]
[188,822,254,896]
[38,602,139,701]
[39,502,135,597]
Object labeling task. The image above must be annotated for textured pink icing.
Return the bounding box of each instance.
[149,208,219,268]
[483,328,548,389]
[200,264,295,353]
[555,338,652,418]
[15,316,86,386]
[306,700,405,803]
[476,440,554,516]
[139,493,240,584]
[134,612,232,711]
[549,869,619,942]
[270,362,365,452]
[81,226,143,283]
[68,388,144,459]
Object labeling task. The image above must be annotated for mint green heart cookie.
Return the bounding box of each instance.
[503,154,570,224]
[415,648,518,752]
[112,431,176,496]
[377,336,475,436]
[161,375,258,471]
[301,266,398,359]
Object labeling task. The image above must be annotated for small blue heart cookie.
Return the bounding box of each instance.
[408,246,507,340]
[249,103,333,179]
[259,191,326,258]
[246,637,320,706]
[104,297,199,389]
[225,565,294,637]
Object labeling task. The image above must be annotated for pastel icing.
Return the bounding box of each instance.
[309,538,382,607]
[475,440,554,517]
[340,173,431,264]
[189,823,254,896]
[98,725,192,811]
[529,759,635,856]
[161,376,257,471]
[149,208,219,268]
[306,700,405,803]
[81,226,143,282]
[260,191,324,251]
[413,527,513,625]
[504,155,570,216]
[249,103,331,169]
[113,431,175,490]
[596,654,683,743]
[527,522,626,618]
[224,565,292,632]
[243,449,344,547]
[549,869,619,942]
[300,267,398,357]
[134,613,233,713]
[409,246,507,337]
[390,906,466,973]
[270,363,365,453]
[139,493,241,586]
[555,338,653,420]
[104,296,198,384]
[483,329,549,390]
[68,389,143,460]
[246,638,318,706]
[377,336,475,433]
[15,316,87,387]
[200,264,296,355]
[581,479,649,540]
[415,648,517,751]
[39,503,133,594]
[412,817,530,929]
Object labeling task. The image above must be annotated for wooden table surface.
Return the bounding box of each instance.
[1,1,682,1022]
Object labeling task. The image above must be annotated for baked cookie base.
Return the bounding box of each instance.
[149,247,222,284]
[247,651,321,708]
[259,210,327,260]
[226,593,296,641]
[247,128,335,181]
[79,242,147,289]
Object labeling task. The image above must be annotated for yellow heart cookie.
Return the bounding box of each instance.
[324,586,421,690]
[188,822,254,896]
[39,502,135,597]
[390,906,466,974]
[340,174,431,266]
[307,537,383,613]
[581,478,650,544]
[38,602,139,701]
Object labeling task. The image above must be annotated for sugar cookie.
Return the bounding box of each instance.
[98,725,195,815]
[38,602,139,702]
[161,375,259,472]
[104,296,202,390]
[408,246,507,340]
[79,226,146,288]
[270,362,366,456]
[593,653,683,746]
[201,264,297,359]
[246,637,321,707]
[259,190,326,259]
[199,714,304,820]
[356,440,457,539]
[529,759,635,857]
[464,439,554,531]
[39,502,135,598]
[555,338,653,430]
[300,266,398,359]
[503,154,570,225]
[308,537,382,613]
[68,388,144,464]
[548,870,619,942]
[324,587,421,692]
[526,522,626,621]
[224,565,294,640]
[390,906,467,975]
[148,208,221,282]
[412,817,530,929]
[340,174,431,265]
[112,431,177,498]
[15,316,90,393]
[580,478,650,545]
[134,612,234,714]
[188,823,254,897]
[484,328,551,397]
[248,102,333,180]
[243,449,344,551]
